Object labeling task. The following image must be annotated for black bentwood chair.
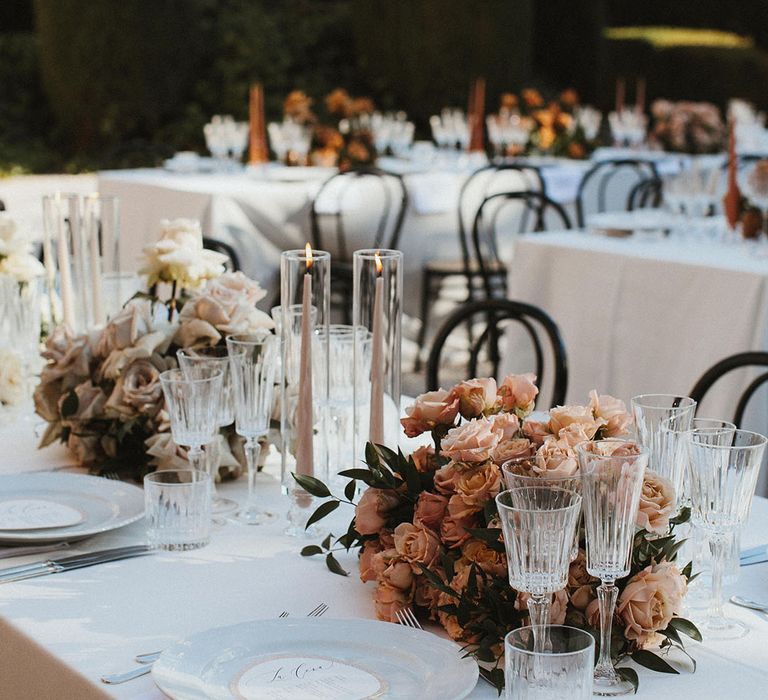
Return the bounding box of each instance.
[576,158,661,228]
[203,237,242,272]
[425,298,568,409]
[310,167,408,322]
[471,189,571,299]
[689,352,768,428]
[415,163,545,370]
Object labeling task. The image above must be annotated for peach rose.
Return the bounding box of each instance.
[454,463,503,512]
[441,418,500,463]
[516,589,568,625]
[355,487,401,535]
[39,325,92,387]
[497,373,539,413]
[433,462,461,495]
[359,540,382,583]
[492,437,533,465]
[548,404,603,439]
[411,445,436,472]
[373,581,411,622]
[393,522,441,568]
[462,538,507,578]
[490,412,521,440]
[413,492,449,531]
[636,470,676,535]
[589,390,632,437]
[585,439,641,458]
[522,418,551,446]
[557,422,595,449]
[534,437,579,477]
[380,557,415,590]
[400,389,459,437]
[585,598,601,628]
[441,513,477,548]
[105,358,166,419]
[451,377,497,419]
[414,572,443,616]
[617,562,687,648]
[568,549,598,611]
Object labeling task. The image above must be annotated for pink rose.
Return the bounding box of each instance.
[433,462,461,495]
[548,404,603,439]
[413,492,449,531]
[492,437,533,465]
[617,562,687,649]
[497,373,539,412]
[441,513,477,548]
[355,487,401,535]
[400,389,460,437]
[411,445,436,472]
[441,418,500,463]
[522,418,551,446]
[359,540,382,583]
[490,412,521,440]
[393,522,441,568]
[589,390,632,437]
[451,377,497,419]
[454,463,503,513]
[534,437,579,477]
[373,581,411,622]
[636,470,676,535]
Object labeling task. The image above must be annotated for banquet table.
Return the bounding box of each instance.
[2,412,768,699]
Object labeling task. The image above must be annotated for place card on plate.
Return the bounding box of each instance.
[230,654,386,700]
[0,499,85,531]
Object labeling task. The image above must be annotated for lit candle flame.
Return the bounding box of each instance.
[374,251,382,275]
[305,243,313,270]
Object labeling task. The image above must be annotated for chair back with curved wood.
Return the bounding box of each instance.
[426,298,568,409]
[203,237,241,272]
[689,351,768,427]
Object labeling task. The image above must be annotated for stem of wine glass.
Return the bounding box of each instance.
[708,534,728,628]
[188,445,206,473]
[205,438,221,499]
[526,593,551,653]
[595,581,618,682]
[244,436,259,508]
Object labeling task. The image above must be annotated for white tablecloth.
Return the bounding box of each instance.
[1,412,768,699]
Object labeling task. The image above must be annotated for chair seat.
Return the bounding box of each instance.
[424,258,507,275]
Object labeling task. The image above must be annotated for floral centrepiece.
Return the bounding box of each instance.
[650,100,725,154]
[34,218,273,480]
[298,376,698,691]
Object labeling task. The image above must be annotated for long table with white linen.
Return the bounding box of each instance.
[2,412,768,699]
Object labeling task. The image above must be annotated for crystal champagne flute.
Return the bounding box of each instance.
[576,439,647,697]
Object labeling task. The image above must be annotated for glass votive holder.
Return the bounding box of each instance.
[144,469,212,551]
[505,625,594,699]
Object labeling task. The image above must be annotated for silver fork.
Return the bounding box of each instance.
[395,607,492,687]
[102,603,329,684]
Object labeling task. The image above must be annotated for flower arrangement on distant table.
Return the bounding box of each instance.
[298,374,698,692]
[34,218,273,480]
[650,100,725,154]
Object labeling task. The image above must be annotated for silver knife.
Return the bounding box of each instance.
[0,545,152,583]
[741,553,768,567]
[740,544,768,561]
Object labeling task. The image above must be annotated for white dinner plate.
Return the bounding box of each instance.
[152,617,479,700]
[0,473,144,544]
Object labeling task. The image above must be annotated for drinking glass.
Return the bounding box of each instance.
[177,346,238,515]
[688,429,767,639]
[505,625,594,699]
[144,469,211,550]
[631,393,696,474]
[226,332,278,525]
[159,369,223,474]
[495,487,582,652]
[659,417,736,511]
[501,457,581,561]
[577,440,647,697]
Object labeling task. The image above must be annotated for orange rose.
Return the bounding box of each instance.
[454,463,503,512]
[393,522,442,568]
[373,581,411,622]
[516,589,568,625]
[462,538,507,578]
[325,88,352,116]
[441,513,477,549]
[413,492,449,531]
[359,540,382,582]
[411,444,436,472]
[433,462,461,495]
[522,88,544,108]
[355,487,400,535]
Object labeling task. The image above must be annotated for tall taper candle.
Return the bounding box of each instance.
[635,77,646,115]
[369,255,384,444]
[55,194,75,329]
[295,251,314,476]
[87,197,105,326]
[615,77,625,115]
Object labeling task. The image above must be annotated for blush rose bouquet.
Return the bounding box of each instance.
[34,219,273,480]
[296,375,699,692]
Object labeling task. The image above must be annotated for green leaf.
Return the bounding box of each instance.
[658,624,682,645]
[670,507,691,526]
[364,442,381,470]
[669,617,702,642]
[616,667,639,694]
[338,468,375,480]
[300,545,324,557]
[483,667,505,695]
[416,563,459,598]
[631,650,679,674]
[440,552,455,581]
[325,552,348,577]
[305,500,340,529]
[681,561,693,579]
[321,533,332,550]
[344,479,357,502]
[292,473,332,498]
[60,390,79,418]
